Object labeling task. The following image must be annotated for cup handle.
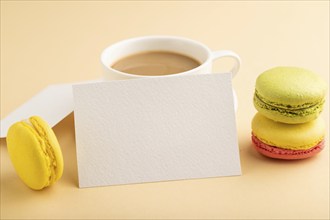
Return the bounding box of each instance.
[211,50,241,78]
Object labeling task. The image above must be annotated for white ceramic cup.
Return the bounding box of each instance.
[101,35,241,110]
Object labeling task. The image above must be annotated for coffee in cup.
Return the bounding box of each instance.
[101,36,240,80]
[111,50,201,76]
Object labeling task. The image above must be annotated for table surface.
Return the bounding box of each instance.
[1,1,329,219]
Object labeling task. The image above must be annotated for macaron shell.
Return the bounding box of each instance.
[252,133,324,160]
[7,121,52,190]
[255,66,327,106]
[30,116,64,183]
[251,113,325,150]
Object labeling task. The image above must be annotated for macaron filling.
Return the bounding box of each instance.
[26,118,58,186]
[254,91,324,118]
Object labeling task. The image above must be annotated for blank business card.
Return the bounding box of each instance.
[73,73,241,187]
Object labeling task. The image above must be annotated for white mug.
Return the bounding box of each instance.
[101,35,241,110]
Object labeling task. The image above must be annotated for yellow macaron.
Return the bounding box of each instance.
[6,116,64,190]
[251,113,325,159]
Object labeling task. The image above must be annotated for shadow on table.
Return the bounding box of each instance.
[53,112,79,188]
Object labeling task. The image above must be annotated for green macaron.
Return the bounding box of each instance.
[254,66,327,124]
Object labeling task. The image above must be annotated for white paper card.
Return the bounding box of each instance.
[73,73,241,187]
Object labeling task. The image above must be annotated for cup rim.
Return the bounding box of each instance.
[101,35,213,78]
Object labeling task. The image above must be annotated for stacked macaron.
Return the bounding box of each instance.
[252,67,327,159]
